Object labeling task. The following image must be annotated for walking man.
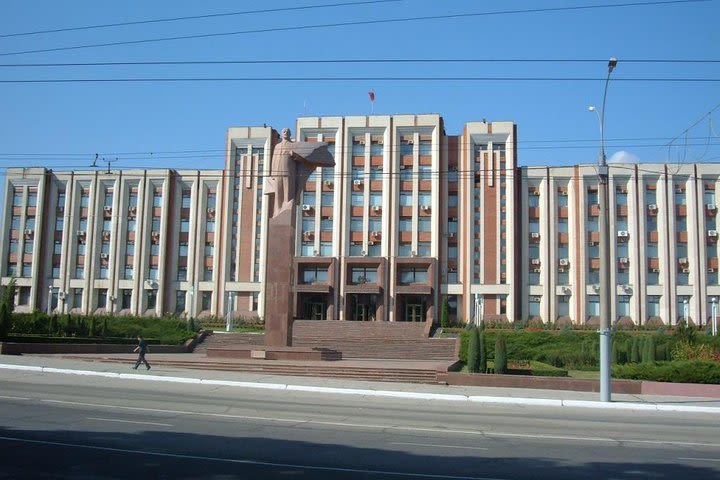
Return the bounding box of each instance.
[132,335,151,370]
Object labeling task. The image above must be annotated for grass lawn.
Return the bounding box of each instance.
[567,370,600,380]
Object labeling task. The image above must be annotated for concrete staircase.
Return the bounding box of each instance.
[194,321,458,361]
[291,320,458,361]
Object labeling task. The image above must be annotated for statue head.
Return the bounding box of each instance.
[281,128,291,141]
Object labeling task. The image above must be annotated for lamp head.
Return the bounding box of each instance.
[588,105,596,112]
[608,57,618,73]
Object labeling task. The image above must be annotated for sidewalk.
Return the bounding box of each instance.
[2,354,720,414]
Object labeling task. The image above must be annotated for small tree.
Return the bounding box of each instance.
[630,337,641,363]
[611,339,620,365]
[467,326,479,373]
[478,324,487,373]
[0,278,17,340]
[101,318,109,338]
[643,336,657,363]
[494,335,508,374]
[187,317,196,333]
[440,295,450,329]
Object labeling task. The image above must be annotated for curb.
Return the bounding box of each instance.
[2,363,719,414]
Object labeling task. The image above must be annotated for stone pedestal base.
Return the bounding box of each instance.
[264,208,295,347]
[207,346,342,361]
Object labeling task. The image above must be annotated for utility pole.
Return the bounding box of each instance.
[590,57,618,402]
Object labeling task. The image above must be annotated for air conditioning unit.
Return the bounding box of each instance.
[678,257,688,265]
[531,258,541,265]
[372,205,382,212]
[302,231,313,239]
[617,230,629,238]
[102,231,111,240]
[324,180,333,187]
[207,207,215,215]
[681,268,690,274]
[76,230,86,236]
[530,232,540,239]
[709,267,716,273]
[23,228,33,236]
[559,191,568,196]
[100,253,109,259]
[619,257,629,264]
[353,179,363,186]
[651,268,660,273]
[532,191,540,196]
[370,231,379,237]
[57,291,65,300]
[559,258,569,266]
[411,250,417,257]
[448,232,456,238]
[301,204,312,211]
[531,296,542,302]
[128,206,137,215]
[103,206,112,213]
[144,279,156,288]
[709,230,718,237]
[648,204,658,211]
[532,267,541,273]
[421,205,431,211]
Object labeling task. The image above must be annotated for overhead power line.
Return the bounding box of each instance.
[1,58,719,68]
[0,0,401,39]
[1,76,718,84]
[0,0,708,57]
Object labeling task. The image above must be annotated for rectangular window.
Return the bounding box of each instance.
[399,267,428,284]
[176,290,186,313]
[121,289,132,309]
[97,289,107,309]
[302,267,328,283]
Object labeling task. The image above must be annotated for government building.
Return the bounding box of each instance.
[2,114,718,327]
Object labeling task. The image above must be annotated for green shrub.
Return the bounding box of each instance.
[643,336,656,363]
[440,296,450,329]
[467,326,479,373]
[478,326,487,373]
[187,317,197,333]
[495,335,508,374]
[630,337,641,363]
[672,341,717,361]
[613,361,720,384]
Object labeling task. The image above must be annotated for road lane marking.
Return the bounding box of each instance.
[86,417,173,427]
[40,399,720,449]
[0,395,30,400]
[391,442,488,451]
[679,457,720,463]
[0,435,506,480]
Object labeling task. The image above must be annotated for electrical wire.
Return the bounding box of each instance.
[0,0,708,57]
[0,0,401,39]
[1,76,718,84]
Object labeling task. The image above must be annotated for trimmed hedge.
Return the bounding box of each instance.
[613,361,720,384]
[8,312,196,345]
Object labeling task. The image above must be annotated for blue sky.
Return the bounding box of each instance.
[1,0,718,178]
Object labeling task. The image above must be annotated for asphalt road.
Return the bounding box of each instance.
[0,369,719,479]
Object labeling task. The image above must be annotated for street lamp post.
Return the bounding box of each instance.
[589,57,618,403]
[47,285,53,315]
[188,286,194,320]
[684,298,689,326]
[226,291,234,332]
[712,297,718,336]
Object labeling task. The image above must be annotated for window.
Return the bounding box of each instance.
[587,190,598,205]
[418,165,432,180]
[175,290,186,313]
[400,141,413,156]
[528,191,540,208]
[557,295,570,317]
[152,218,161,231]
[74,265,84,279]
[153,192,163,207]
[352,141,365,156]
[302,266,328,283]
[418,218,431,232]
[399,267,427,284]
[399,193,413,207]
[418,140,431,155]
[22,263,32,277]
[182,191,192,208]
[206,220,215,233]
[25,217,35,231]
[11,216,20,229]
[97,289,107,309]
[448,194,458,207]
[558,218,568,233]
[207,193,216,209]
[617,296,631,317]
[349,243,364,256]
[320,218,333,232]
[647,295,661,317]
[128,219,137,232]
[370,141,383,156]
[417,242,431,256]
[180,219,190,233]
[528,297,541,317]
[418,193,431,206]
[55,217,64,231]
[350,217,363,232]
[587,268,600,284]
[587,295,600,316]
[148,267,159,280]
[351,193,364,207]
[124,266,133,280]
[203,267,213,281]
[13,191,23,206]
[201,291,212,311]
[398,243,412,257]
[23,242,33,254]
[80,192,89,208]
[121,289,132,309]
[302,218,315,232]
[126,243,135,256]
[204,243,214,256]
[99,266,109,279]
[147,290,157,310]
[177,267,187,281]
